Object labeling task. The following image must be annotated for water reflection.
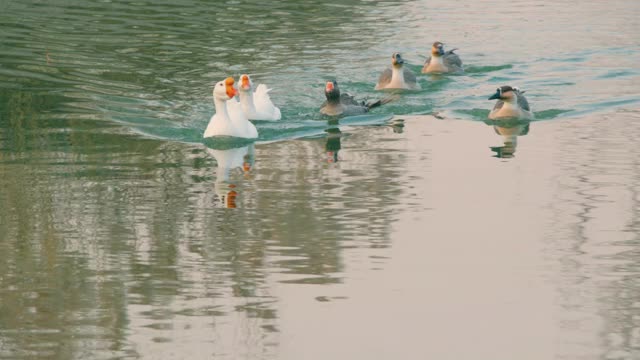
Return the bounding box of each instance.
[325,128,341,163]
[486,119,531,158]
[0,113,409,357]
[541,111,640,358]
[206,144,255,208]
[2,0,640,357]
[389,118,405,133]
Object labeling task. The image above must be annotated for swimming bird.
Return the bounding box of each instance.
[236,74,281,121]
[204,77,258,139]
[320,80,391,116]
[375,53,421,90]
[422,41,463,74]
[488,86,533,120]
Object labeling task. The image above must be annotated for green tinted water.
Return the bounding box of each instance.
[1,0,639,359]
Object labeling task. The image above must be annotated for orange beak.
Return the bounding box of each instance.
[226,190,238,208]
[225,77,237,98]
[326,81,334,92]
[241,75,250,90]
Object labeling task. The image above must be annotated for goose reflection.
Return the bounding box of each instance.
[486,119,530,158]
[325,128,342,163]
[206,144,255,208]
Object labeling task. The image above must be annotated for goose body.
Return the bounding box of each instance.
[237,74,281,121]
[375,53,420,90]
[204,77,258,139]
[422,41,463,74]
[488,85,533,120]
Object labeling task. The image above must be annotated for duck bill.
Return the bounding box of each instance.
[488,91,501,100]
[325,81,334,92]
[226,86,238,99]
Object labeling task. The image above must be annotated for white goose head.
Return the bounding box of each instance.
[238,74,253,93]
[213,77,238,101]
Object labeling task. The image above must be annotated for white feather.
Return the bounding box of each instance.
[204,81,258,139]
[239,83,282,121]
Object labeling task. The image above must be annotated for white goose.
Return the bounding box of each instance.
[235,74,281,121]
[203,77,258,139]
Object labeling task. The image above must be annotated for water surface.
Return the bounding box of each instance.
[1,0,639,359]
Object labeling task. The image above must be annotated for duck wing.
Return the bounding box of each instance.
[376,68,392,89]
[366,94,398,109]
[516,93,530,112]
[321,93,365,115]
[403,67,418,86]
[341,105,368,116]
[340,92,364,106]
[444,50,463,70]
[421,56,432,72]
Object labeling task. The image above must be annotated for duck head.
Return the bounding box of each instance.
[213,77,238,101]
[325,80,341,102]
[238,74,253,92]
[431,41,445,57]
[489,85,517,103]
[391,52,405,67]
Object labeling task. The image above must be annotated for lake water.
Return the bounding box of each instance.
[1,0,639,359]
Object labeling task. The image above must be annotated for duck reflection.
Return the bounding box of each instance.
[325,127,342,163]
[389,118,405,133]
[206,144,255,208]
[486,119,530,158]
